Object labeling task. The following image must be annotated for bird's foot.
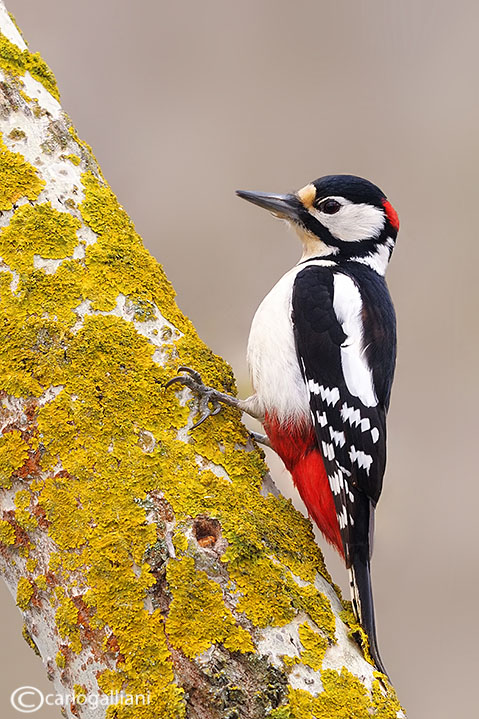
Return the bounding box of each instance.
[166,366,239,429]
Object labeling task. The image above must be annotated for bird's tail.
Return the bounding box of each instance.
[349,559,389,678]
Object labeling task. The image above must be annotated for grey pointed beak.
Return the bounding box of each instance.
[236,190,301,221]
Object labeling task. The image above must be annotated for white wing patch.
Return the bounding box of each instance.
[316,410,328,427]
[308,380,341,407]
[349,445,373,474]
[337,505,348,530]
[321,441,336,461]
[329,427,346,447]
[329,468,343,495]
[319,385,340,406]
[333,273,378,407]
[342,401,379,444]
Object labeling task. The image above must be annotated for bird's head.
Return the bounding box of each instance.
[237,174,399,274]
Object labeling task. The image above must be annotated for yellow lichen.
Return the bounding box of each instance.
[48,553,61,573]
[298,622,328,671]
[55,650,66,668]
[292,583,336,642]
[55,588,82,653]
[35,574,47,590]
[172,531,188,554]
[14,488,37,530]
[26,557,37,572]
[270,688,313,719]
[271,667,403,718]
[0,298,69,396]
[312,668,372,718]
[0,132,45,210]
[0,31,60,100]
[281,654,300,668]
[339,605,374,666]
[0,518,16,545]
[96,610,185,718]
[80,172,181,317]
[232,556,296,628]
[64,153,81,165]
[272,669,373,719]
[73,684,86,701]
[22,624,40,655]
[16,576,34,610]
[0,430,29,488]
[0,202,81,272]
[15,489,30,509]
[371,678,404,718]
[39,473,90,550]
[165,556,255,658]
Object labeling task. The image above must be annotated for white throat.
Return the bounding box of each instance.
[293,224,338,262]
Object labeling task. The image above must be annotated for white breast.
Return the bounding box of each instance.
[247,260,335,424]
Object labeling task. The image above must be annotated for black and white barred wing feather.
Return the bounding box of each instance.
[292,265,387,567]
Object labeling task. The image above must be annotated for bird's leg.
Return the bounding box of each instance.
[165,366,265,431]
[249,431,272,448]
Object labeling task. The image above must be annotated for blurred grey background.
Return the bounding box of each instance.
[2,1,478,717]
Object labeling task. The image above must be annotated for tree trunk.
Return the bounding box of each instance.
[0,4,405,717]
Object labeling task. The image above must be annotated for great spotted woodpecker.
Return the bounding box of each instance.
[167,174,399,676]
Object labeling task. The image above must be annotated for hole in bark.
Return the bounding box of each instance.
[193,517,220,548]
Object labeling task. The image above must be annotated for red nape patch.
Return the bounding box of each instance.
[383,199,400,231]
[264,414,344,557]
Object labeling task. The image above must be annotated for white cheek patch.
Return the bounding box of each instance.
[351,237,394,276]
[309,197,385,243]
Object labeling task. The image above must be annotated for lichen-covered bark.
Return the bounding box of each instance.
[0,4,405,718]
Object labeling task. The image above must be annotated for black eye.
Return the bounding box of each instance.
[319,199,341,214]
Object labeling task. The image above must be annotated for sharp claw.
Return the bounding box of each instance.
[177,366,203,383]
[165,365,202,390]
[189,392,222,431]
[165,375,188,389]
[165,366,224,431]
[190,412,212,430]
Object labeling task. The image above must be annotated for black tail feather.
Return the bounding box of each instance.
[349,559,389,679]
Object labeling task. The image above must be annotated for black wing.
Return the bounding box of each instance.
[292,264,395,567]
